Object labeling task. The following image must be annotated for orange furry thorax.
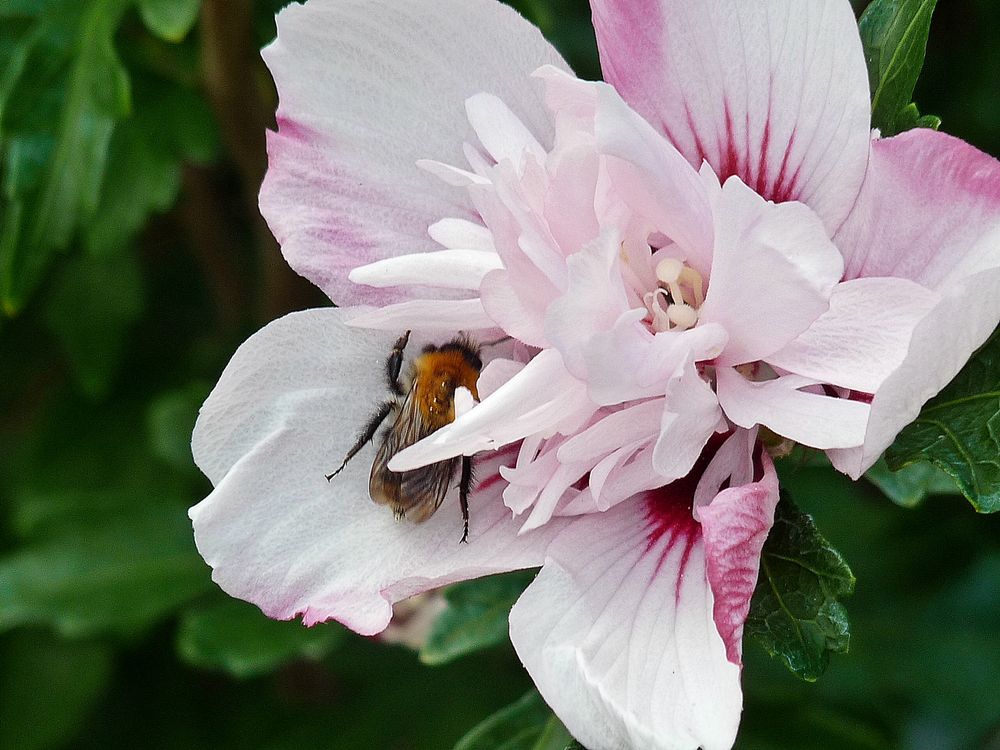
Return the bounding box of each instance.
[411,348,481,429]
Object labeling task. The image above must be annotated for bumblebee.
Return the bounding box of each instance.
[327,331,482,542]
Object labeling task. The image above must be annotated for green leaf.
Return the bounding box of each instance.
[42,251,145,399]
[0,0,131,313]
[890,101,941,134]
[421,570,535,666]
[137,0,201,42]
[454,690,578,750]
[0,630,113,750]
[0,504,211,637]
[864,457,960,508]
[859,0,939,136]
[747,497,856,681]
[885,330,1000,513]
[176,597,343,678]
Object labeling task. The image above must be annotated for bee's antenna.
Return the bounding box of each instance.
[477,335,512,350]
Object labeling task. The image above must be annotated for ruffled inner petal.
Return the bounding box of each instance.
[699,177,844,366]
[716,368,869,450]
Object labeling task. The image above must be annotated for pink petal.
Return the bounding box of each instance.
[536,66,716,272]
[557,400,663,464]
[259,0,568,305]
[652,360,724,482]
[592,0,871,232]
[838,129,1000,285]
[510,489,741,750]
[829,267,1000,477]
[388,348,594,470]
[699,451,780,665]
[545,230,631,379]
[767,277,939,393]
[699,177,843,366]
[716,369,869,450]
[480,269,553,347]
[693,428,757,512]
[584,308,729,405]
[828,129,1000,476]
[190,308,563,634]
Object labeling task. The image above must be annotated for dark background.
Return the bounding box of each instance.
[0,1,998,748]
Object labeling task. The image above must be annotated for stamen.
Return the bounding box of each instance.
[680,266,705,308]
[655,258,683,285]
[667,303,698,331]
[645,257,706,332]
[644,290,672,331]
[655,258,705,309]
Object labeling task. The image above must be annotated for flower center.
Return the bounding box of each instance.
[643,258,705,333]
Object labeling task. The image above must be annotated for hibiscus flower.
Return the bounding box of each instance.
[190,1,1000,748]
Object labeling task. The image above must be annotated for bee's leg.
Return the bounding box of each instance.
[458,456,473,544]
[385,330,411,396]
[326,401,393,481]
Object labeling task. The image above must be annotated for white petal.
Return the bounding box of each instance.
[260,0,568,305]
[190,308,563,634]
[545,230,631,379]
[192,308,393,485]
[349,250,502,290]
[539,67,715,270]
[693,428,758,514]
[466,92,547,168]
[829,129,1000,476]
[416,159,491,188]
[428,218,495,251]
[346,298,495,331]
[510,493,741,750]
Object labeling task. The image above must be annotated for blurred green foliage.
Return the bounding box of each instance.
[0,0,998,749]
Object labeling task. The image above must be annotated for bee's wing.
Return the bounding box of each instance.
[369,387,459,522]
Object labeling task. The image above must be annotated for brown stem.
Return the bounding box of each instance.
[198,0,316,323]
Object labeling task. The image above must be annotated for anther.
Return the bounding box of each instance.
[667,303,698,330]
[655,258,683,285]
